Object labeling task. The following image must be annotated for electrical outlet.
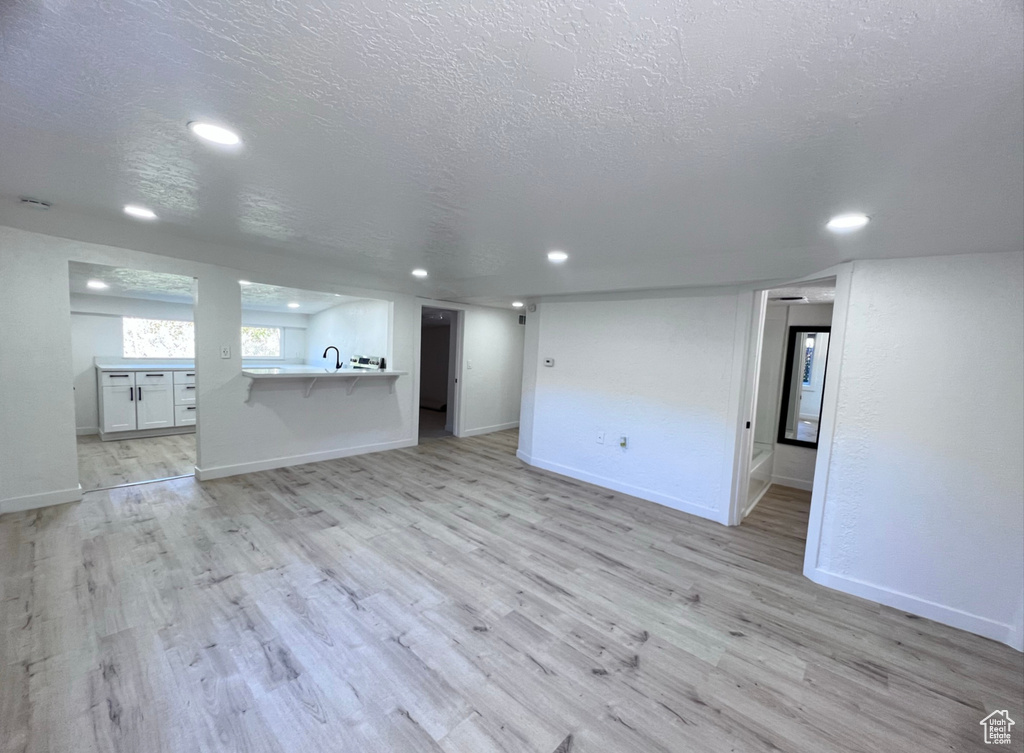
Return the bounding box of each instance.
[220,346,231,359]
[596,431,605,444]
[619,435,628,448]
[467,360,472,370]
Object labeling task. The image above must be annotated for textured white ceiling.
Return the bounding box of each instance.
[69,262,195,304]
[69,262,364,313]
[4,0,1023,300]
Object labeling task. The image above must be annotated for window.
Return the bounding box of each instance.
[123,317,194,358]
[241,326,282,358]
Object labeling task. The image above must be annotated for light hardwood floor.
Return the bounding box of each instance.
[3,430,1021,752]
[76,433,195,491]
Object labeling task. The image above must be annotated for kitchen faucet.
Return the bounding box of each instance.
[323,346,342,370]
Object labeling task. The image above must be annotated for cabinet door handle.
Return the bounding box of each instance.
[145,373,164,377]
[186,373,195,377]
[186,407,196,411]
[109,374,130,378]
[185,386,195,390]
[129,386,134,401]
[137,387,142,401]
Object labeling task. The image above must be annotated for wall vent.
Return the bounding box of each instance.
[518,315,526,325]
[19,197,51,210]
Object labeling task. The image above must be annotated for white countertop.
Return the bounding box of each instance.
[96,362,196,371]
[242,367,407,378]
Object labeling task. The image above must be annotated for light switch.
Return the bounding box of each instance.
[467,360,473,370]
[543,358,555,367]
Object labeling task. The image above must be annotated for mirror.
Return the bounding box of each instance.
[778,326,831,448]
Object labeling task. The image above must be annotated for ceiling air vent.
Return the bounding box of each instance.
[771,296,806,302]
[19,197,52,210]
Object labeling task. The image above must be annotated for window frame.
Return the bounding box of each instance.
[121,316,195,360]
[240,325,284,360]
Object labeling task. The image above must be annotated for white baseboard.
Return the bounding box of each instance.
[76,426,99,436]
[516,450,722,524]
[1,485,83,515]
[195,438,418,481]
[458,421,519,438]
[770,474,814,491]
[807,567,1020,650]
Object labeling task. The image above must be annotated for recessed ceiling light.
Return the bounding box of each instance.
[512,301,524,308]
[187,121,241,146]
[826,213,869,233]
[86,280,109,290]
[124,204,157,220]
[287,302,300,309]
[412,268,428,278]
[238,280,253,286]
[547,250,569,263]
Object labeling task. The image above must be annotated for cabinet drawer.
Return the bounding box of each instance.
[174,383,197,405]
[173,370,196,386]
[99,371,136,387]
[136,371,172,386]
[174,404,197,426]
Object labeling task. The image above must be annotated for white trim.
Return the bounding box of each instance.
[459,421,519,438]
[741,481,772,520]
[728,290,767,525]
[1,485,83,515]
[77,426,99,436]
[194,438,417,481]
[802,262,854,575]
[517,451,722,523]
[808,567,1020,649]
[770,474,814,492]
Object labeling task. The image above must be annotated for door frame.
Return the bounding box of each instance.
[727,267,849,529]
[416,302,466,439]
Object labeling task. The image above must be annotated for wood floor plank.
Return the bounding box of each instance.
[2,429,1021,752]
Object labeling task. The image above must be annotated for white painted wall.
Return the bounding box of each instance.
[0,241,81,511]
[306,299,390,368]
[807,252,1024,649]
[459,307,525,436]
[754,306,787,447]
[518,291,750,523]
[68,293,309,433]
[771,303,834,490]
[70,313,123,434]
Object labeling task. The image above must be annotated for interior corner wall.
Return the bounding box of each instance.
[809,251,1024,649]
[458,307,525,436]
[517,291,749,523]
[305,299,390,368]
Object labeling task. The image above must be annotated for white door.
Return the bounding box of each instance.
[135,373,175,429]
[101,384,137,433]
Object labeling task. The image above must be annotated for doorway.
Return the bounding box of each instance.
[733,278,837,535]
[419,306,461,439]
[69,262,198,491]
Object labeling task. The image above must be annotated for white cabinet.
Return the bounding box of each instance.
[97,367,195,438]
[175,404,197,426]
[135,373,174,429]
[101,377,138,433]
